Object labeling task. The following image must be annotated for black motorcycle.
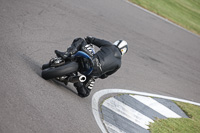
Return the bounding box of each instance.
[41,44,95,85]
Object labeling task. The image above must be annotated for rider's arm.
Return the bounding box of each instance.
[86,37,113,48]
[67,38,86,54]
[71,38,85,49]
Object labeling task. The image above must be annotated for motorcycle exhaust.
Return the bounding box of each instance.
[68,75,86,83]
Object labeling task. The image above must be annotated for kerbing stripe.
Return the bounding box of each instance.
[153,98,189,118]
[103,97,154,129]
[130,95,181,118]
[102,105,150,133]
[103,121,126,133]
[115,94,166,120]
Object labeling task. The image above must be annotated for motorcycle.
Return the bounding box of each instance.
[41,44,95,85]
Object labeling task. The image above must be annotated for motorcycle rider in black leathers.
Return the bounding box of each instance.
[55,36,128,97]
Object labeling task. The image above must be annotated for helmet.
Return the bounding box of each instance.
[114,40,128,56]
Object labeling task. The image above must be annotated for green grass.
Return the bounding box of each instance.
[129,0,200,35]
[149,101,200,133]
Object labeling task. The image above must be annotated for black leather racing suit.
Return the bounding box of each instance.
[67,37,122,97]
[90,37,122,78]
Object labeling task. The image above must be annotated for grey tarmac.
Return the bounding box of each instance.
[0,0,200,133]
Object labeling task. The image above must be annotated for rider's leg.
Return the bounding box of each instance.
[74,82,91,97]
[55,38,86,59]
[74,76,95,97]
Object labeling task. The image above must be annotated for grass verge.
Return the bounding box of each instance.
[149,101,200,133]
[129,0,200,35]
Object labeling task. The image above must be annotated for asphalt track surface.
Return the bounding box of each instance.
[0,0,200,133]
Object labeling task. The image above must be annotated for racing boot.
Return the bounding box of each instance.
[74,82,90,98]
[55,50,70,60]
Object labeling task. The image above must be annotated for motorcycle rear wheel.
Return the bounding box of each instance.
[41,61,78,80]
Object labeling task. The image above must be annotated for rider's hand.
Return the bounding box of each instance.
[85,36,94,44]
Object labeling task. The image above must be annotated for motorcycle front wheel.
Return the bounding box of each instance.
[41,61,78,80]
[42,63,50,70]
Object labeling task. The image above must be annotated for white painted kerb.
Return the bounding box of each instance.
[92,89,200,133]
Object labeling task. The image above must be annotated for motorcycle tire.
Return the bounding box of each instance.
[42,63,50,70]
[41,61,78,80]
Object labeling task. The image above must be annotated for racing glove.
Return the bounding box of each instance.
[85,36,95,44]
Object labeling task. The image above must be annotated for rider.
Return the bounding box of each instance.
[55,36,128,97]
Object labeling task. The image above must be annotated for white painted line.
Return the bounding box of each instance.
[123,0,199,37]
[130,95,181,118]
[103,97,154,129]
[92,89,200,133]
[103,120,126,133]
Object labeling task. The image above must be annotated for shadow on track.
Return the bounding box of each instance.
[51,79,77,96]
[21,54,78,96]
[20,54,42,76]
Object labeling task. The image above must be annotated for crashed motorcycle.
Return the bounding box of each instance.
[41,44,95,85]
